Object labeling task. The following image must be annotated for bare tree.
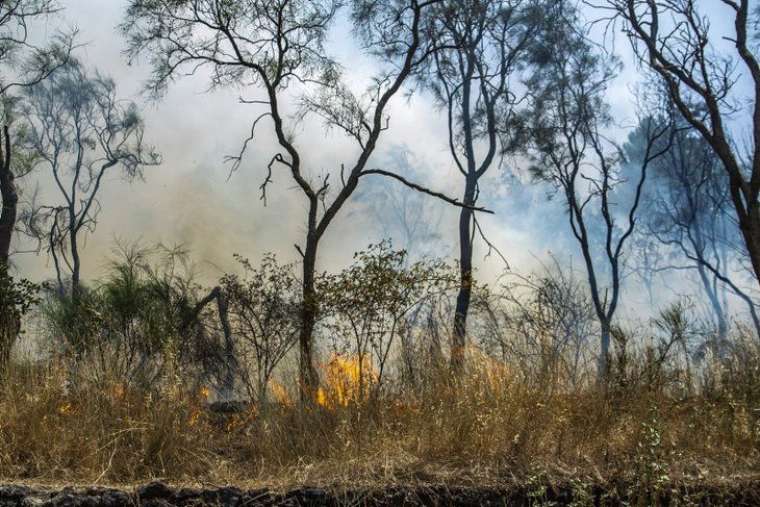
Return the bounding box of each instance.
[23,60,159,298]
[527,5,672,379]
[411,0,540,372]
[595,0,760,290]
[482,257,597,386]
[122,0,486,394]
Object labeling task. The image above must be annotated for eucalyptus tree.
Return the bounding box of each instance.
[596,0,760,291]
[414,0,540,372]
[121,0,484,393]
[527,5,672,380]
[23,60,159,298]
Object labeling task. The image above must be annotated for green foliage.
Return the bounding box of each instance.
[319,241,457,387]
[0,267,39,322]
[39,245,198,387]
[0,266,39,372]
[220,253,301,400]
[39,286,100,357]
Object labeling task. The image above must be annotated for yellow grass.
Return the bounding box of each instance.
[0,346,757,492]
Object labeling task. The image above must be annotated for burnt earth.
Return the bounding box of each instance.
[0,480,758,506]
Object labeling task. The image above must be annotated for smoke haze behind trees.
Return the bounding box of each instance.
[10,0,759,329]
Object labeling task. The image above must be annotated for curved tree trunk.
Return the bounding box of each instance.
[451,178,477,374]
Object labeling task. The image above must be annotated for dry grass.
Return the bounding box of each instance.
[0,346,757,494]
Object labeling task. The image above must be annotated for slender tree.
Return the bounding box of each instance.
[0,0,72,375]
[122,0,486,394]
[24,60,159,298]
[0,0,73,267]
[596,0,760,291]
[414,0,539,372]
[527,5,672,379]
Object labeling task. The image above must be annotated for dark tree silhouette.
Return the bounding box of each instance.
[0,0,73,375]
[631,114,760,341]
[414,0,540,372]
[0,0,74,266]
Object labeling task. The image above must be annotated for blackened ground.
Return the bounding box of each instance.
[0,480,758,506]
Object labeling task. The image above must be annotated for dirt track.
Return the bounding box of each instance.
[1,480,759,506]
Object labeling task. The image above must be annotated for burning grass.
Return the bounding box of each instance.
[0,346,757,497]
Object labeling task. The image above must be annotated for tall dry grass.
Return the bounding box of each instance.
[1,245,757,493]
[0,340,757,490]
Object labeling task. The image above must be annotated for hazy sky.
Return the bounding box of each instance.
[13,0,753,320]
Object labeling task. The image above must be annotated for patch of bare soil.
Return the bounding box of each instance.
[0,480,759,506]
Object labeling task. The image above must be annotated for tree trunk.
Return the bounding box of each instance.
[0,308,18,380]
[696,263,729,344]
[598,319,611,383]
[216,289,236,401]
[0,126,19,379]
[737,199,760,290]
[299,233,319,399]
[69,213,81,300]
[451,178,477,374]
[0,126,17,267]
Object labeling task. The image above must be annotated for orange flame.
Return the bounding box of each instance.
[269,380,293,406]
[57,402,74,415]
[316,354,377,408]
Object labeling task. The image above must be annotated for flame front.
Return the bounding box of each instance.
[316,354,377,408]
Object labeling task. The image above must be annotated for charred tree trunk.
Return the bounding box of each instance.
[69,210,81,300]
[451,178,477,374]
[299,203,320,399]
[0,126,19,378]
[0,126,16,268]
[216,289,236,401]
[181,286,239,398]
